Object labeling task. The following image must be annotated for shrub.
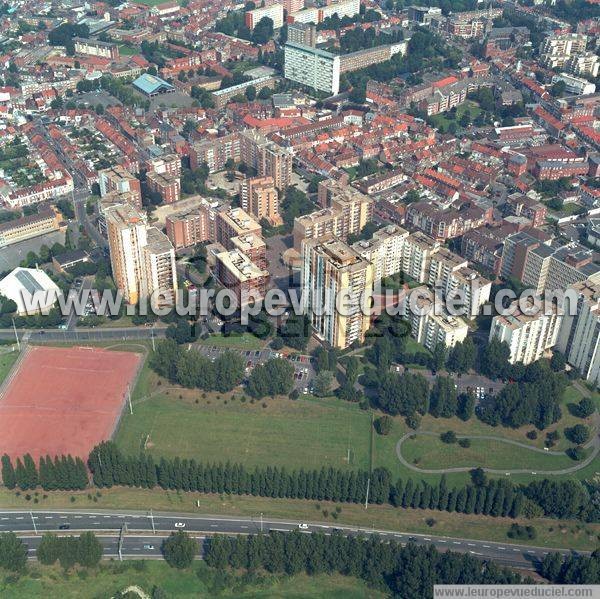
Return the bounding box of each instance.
[526,430,537,440]
[440,431,457,444]
[374,415,393,436]
[458,438,471,448]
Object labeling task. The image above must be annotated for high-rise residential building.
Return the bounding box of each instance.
[301,235,373,349]
[352,224,409,283]
[490,301,562,365]
[239,130,293,190]
[566,52,600,78]
[294,181,372,249]
[245,3,284,29]
[540,33,588,69]
[105,204,177,306]
[231,233,267,270]
[98,165,142,209]
[287,22,316,47]
[216,206,262,250]
[240,176,282,226]
[145,154,182,178]
[557,280,600,387]
[190,133,241,173]
[519,242,600,296]
[143,227,179,308]
[165,203,214,249]
[215,249,270,305]
[405,288,469,350]
[146,171,181,204]
[283,0,305,13]
[401,232,441,284]
[427,248,491,318]
[284,42,341,95]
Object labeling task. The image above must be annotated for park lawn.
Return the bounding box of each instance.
[400,435,576,472]
[115,391,372,472]
[369,383,598,485]
[117,43,138,56]
[197,332,267,350]
[0,561,384,599]
[0,349,18,384]
[0,488,598,551]
[403,336,431,357]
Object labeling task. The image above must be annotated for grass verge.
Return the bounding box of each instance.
[0,488,597,551]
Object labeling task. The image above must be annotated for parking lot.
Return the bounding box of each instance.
[194,343,316,392]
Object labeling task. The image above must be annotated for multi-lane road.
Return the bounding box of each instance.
[0,510,584,570]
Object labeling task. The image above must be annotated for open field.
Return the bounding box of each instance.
[400,434,576,471]
[0,346,142,460]
[0,488,597,551]
[116,357,599,486]
[116,390,372,472]
[0,561,384,599]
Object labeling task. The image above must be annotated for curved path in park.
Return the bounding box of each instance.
[395,430,600,476]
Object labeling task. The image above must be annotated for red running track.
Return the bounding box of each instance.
[0,346,142,461]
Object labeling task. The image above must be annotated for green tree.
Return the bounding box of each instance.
[1,454,16,489]
[77,531,103,567]
[0,532,27,572]
[565,424,590,445]
[313,370,334,397]
[162,530,196,568]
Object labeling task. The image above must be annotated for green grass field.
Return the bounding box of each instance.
[0,349,19,384]
[0,561,384,599]
[117,43,138,56]
[116,358,599,487]
[116,389,372,472]
[400,435,576,472]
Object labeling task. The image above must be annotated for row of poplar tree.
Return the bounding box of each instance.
[1,454,88,491]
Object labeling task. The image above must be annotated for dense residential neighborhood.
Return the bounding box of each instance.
[0,0,598,595]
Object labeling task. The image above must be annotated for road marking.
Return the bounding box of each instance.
[240,526,248,529]
[438,540,446,543]
[483,545,490,548]
[15,517,23,520]
[452,541,461,545]
[527,550,535,554]
[44,517,53,519]
[74,516,82,519]
[498,547,506,551]
[513,549,520,552]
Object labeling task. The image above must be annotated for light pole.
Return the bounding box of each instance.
[11,318,20,351]
[30,512,37,534]
[149,509,156,534]
[260,512,263,533]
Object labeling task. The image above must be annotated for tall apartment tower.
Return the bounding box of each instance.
[287,22,316,47]
[301,235,373,349]
[105,204,177,306]
[239,131,293,190]
[240,176,282,226]
[98,165,142,209]
[557,280,600,387]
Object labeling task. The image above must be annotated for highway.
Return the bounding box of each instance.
[0,510,583,570]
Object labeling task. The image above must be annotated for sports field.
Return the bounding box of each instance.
[116,391,372,472]
[0,346,142,460]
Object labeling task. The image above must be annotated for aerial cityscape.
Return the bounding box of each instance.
[0,0,598,595]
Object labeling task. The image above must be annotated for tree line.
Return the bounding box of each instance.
[84,442,596,522]
[540,551,600,584]
[205,532,524,597]
[1,453,88,491]
[37,532,102,570]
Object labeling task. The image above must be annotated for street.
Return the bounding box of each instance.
[0,509,581,570]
